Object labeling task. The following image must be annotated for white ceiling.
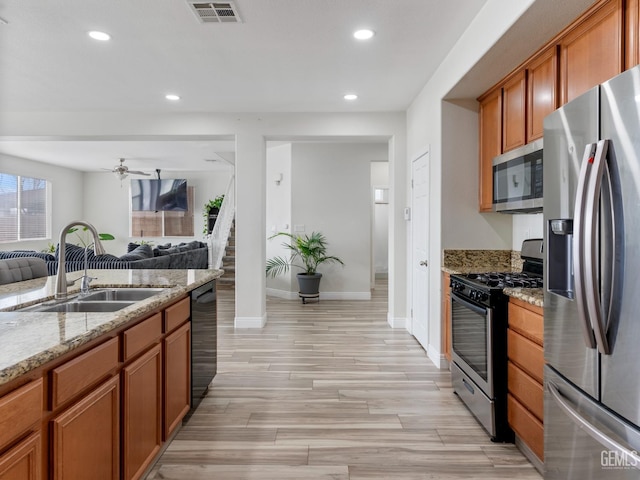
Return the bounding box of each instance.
[0,0,489,172]
[0,0,488,113]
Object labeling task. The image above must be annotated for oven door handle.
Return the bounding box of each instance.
[451,291,488,316]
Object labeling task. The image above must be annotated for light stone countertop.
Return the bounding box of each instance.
[0,268,223,388]
[503,287,544,308]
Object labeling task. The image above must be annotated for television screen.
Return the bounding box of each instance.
[131,179,188,211]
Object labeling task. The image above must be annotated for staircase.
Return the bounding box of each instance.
[216,223,235,290]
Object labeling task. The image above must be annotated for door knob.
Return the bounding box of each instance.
[419,260,428,267]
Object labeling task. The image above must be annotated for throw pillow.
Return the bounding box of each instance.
[119,244,153,261]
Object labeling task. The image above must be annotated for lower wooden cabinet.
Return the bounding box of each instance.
[0,432,41,480]
[122,344,162,480]
[441,272,451,363]
[164,321,191,439]
[51,376,120,480]
[507,298,544,464]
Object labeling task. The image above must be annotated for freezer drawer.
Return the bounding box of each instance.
[545,366,640,479]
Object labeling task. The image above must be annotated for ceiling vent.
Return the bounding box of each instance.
[187,2,242,23]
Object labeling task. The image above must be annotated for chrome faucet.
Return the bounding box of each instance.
[55,221,106,299]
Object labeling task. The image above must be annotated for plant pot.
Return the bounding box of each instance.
[297,272,322,296]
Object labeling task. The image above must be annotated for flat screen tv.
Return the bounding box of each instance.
[131,179,188,211]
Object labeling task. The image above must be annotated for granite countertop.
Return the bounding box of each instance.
[503,287,543,308]
[0,268,223,388]
[442,249,541,308]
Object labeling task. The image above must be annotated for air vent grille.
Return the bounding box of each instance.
[188,1,242,23]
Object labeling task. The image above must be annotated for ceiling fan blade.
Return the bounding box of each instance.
[128,170,151,176]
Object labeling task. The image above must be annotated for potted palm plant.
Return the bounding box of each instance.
[266,231,344,301]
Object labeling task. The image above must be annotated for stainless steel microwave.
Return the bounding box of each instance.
[493,139,543,213]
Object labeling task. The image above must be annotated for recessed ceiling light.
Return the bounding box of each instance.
[88,31,111,41]
[344,94,358,101]
[354,29,375,40]
[165,94,181,101]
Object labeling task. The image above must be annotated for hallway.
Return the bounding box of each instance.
[147,281,541,479]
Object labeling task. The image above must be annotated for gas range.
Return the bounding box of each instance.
[450,271,543,307]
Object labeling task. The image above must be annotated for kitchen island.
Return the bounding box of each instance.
[0,268,222,480]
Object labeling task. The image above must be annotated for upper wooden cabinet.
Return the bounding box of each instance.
[502,70,527,151]
[478,87,502,212]
[526,46,558,142]
[560,0,623,104]
[626,0,640,68]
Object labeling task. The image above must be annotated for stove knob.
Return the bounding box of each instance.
[480,292,489,302]
[470,290,477,300]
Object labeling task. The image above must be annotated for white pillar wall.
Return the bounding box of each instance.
[234,130,267,328]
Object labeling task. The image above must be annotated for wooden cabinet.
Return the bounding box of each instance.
[441,272,451,363]
[478,87,502,212]
[507,298,544,463]
[502,70,527,152]
[0,379,43,453]
[526,46,558,141]
[0,432,41,480]
[122,344,162,480]
[164,321,191,439]
[51,376,120,480]
[560,0,623,104]
[626,0,640,68]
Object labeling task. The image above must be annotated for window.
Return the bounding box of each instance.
[130,186,195,237]
[0,173,50,242]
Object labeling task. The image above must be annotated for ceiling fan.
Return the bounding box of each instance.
[104,158,150,180]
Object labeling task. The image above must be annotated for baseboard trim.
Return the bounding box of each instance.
[427,345,448,369]
[234,315,267,328]
[387,314,407,329]
[266,288,371,301]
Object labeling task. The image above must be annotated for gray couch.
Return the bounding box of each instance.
[0,241,209,275]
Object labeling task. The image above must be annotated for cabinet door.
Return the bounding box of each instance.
[526,46,558,142]
[502,70,526,152]
[51,376,119,480]
[164,322,191,439]
[625,0,640,68]
[441,273,451,363]
[560,0,623,104]
[0,432,41,480]
[122,344,162,480]
[478,87,502,212]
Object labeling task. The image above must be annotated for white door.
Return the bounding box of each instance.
[411,149,430,350]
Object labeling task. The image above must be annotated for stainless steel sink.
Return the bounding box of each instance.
[39,301,135,313]
[78,288,165,302]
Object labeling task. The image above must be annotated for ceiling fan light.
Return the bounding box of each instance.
[114,170,128,180]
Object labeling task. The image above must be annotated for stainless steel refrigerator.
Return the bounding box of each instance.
[544,65,640,478]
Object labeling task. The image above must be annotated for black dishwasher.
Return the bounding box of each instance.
[189,280,217,412]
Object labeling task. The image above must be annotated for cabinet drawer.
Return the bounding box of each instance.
[508,329,544,383]
[508,301,544,345]
[508,393,544,461]
[0,431,41,480]
[508,361,544,422]
[164,297,190,333]
[123,313,162,362]
[0,379,43,452]
[51,337,119,409]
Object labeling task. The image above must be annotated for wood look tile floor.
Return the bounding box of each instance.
[146,281,542,480]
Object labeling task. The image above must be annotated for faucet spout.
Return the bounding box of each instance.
[55,221,106,299]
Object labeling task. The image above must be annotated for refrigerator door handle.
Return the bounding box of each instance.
[573,143,597,349]
[584,139,610,354]
[548,381,640,469]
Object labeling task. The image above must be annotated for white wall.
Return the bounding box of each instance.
[290,142,387,299]
[406,0,536,366]
[265,142,292,293]
[512,213,544,250]
[0,153,84,252]
[83,169,233,255]
[371,162,389,277]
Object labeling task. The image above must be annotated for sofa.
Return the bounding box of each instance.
[0,241,209,276]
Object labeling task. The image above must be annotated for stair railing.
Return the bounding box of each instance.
[208,175,235,269]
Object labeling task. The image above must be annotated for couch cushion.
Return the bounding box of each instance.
[0,257,48,285]
[0,251,55,262]
[119,244,153,261]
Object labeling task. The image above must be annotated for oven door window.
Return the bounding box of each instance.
[451,296,488,382]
